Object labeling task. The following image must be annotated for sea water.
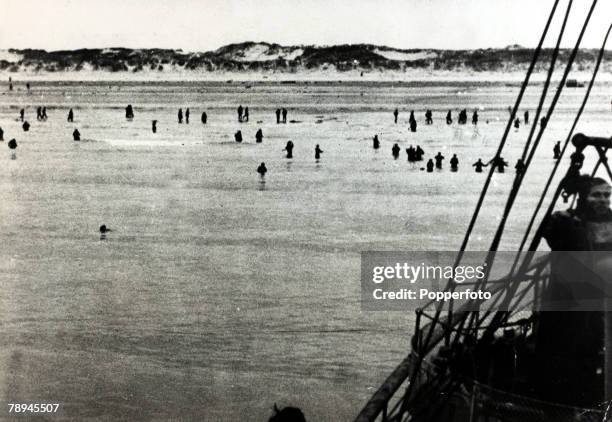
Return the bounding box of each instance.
[0,80,610,421]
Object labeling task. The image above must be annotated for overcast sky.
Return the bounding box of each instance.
[1,0,610,51]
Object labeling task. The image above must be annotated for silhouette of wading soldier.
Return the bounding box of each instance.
[255,129,263,143]
[178,108,183,124]
[473,158,485,173]
[425,110,433,125]
[393,108,398,124]
[553,141,562,159]
[235,130,243,143]
[450,154,459,171]
[392,143,400,159]
[67,108,74,122]
[201,112,207,124]
[257,162,267,177]
[373,135,380,149]
[315,144,323,160]
[434,152,445,169]
[489,156,509,173]
[237,105,243,122]
[275,109,281,124]
[284,141,294,158]
[282,108,287,124]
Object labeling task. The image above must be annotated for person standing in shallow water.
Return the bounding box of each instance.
[410,119,417,133]
[426,159,434,172]
[472,158,486,173]
[275,109,281,124]
[446,110,452,125]
[450,154,459,171]
[178,108,183,124]
[392,143,400,159]
[553,141,562,159]
[393,108,398,124]
[257,162,267,177]
[185,108,190,124]
[19,109,24,122]
[73,129,81,141]
[488,156,509,173]
[282,108,287,124]
[284,141,294,158]
[425,110,433,125]
[315,144,323,160]
[237,105,243,122]
[434,152,445,169]
[244,107,249,122]
[234,130,243,143]
[0,126,3,141]
[152,120,157,133]
[524,110,530,125]
[255,128,263,143]
[67,108,74,122]
[201,112,207,124]
[373,134,380,149]
[514,158,526,176]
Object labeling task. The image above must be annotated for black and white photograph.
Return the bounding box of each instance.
[1,0,612,420]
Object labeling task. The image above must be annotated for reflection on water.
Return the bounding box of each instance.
[258,178,266,191]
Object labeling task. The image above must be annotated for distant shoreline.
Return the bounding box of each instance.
[1,69,610,83]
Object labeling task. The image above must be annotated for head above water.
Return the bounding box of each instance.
[268,405,306,422]
[576,176,611,217]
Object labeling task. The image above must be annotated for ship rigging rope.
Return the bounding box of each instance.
[390,3,564,418]
[419,0,562,351]
[522,20,611,254]
[486,0,574,254]
[453,0,597,343]
[466,0,586,334]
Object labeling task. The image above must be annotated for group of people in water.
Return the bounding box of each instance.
[275,108,288,124]
[2,88,562,183]
[391,108,549,131]
[383,133,542,175]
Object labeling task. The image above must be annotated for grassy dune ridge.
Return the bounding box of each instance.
[1,42,611,76]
